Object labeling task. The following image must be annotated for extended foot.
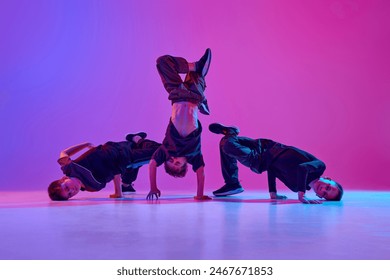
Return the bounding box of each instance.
[125,132,147,142]
[209,123,240,135]
[196,48,212,77]
[213,183,244,196]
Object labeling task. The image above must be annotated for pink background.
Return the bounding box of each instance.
[0,0,389,193]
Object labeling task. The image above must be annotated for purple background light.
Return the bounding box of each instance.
[0,0,389,193]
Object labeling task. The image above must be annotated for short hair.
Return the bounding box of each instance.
[48,179,68,201]
[164,161,188,178]
[327,181,344,201]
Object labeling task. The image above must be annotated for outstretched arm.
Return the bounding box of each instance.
[194,166,211,200]
[146,159,161,199]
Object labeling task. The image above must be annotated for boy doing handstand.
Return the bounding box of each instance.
[147,49,212,200]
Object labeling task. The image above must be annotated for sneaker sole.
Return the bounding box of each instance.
[199,102,210,115]
[202,49,212,76]
[213,188,244,197]
[209,123,239,135]
[125,132,147,141]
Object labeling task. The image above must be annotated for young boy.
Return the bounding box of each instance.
[209,123,344,204]
[147,49,212,200]
[48,133,160,200]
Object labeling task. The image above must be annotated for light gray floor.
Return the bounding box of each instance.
[1,190,389,260]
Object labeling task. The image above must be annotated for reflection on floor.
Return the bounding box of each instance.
[0,190,389,260]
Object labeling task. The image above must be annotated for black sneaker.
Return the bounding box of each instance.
[209,123,240,135]
[122,183,136,193]
[213,183,244,196]
[198,99,210,115]
[125,132,147,142]
[196,48,212,77]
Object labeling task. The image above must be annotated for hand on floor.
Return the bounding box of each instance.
[147,189,161,200]
[299,197,322,204]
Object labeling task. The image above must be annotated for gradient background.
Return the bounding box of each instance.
[1,0,389,194]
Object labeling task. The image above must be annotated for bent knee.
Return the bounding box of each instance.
[219,137,231,151]
[220,136,240,153]
[156,55,171,66]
